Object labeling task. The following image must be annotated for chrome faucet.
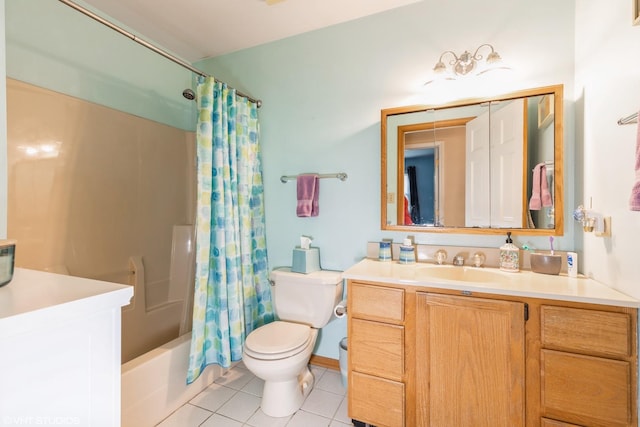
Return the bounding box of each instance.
[453,255,465,266]
[472,252,486,268]
[434,249,447,265]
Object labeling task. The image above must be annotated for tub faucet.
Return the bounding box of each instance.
[453,255,465,266]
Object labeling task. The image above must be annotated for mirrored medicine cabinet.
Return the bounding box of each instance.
[381,84,564,236]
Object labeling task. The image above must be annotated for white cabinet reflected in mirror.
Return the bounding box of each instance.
[382,85,563,236]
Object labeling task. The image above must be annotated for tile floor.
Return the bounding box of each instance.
[157,363,353,427]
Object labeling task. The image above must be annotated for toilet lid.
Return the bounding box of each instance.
[244,321,311,358]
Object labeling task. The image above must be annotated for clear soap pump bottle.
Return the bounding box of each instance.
[499,232,520,272]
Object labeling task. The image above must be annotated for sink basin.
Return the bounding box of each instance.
[415,265,514,285]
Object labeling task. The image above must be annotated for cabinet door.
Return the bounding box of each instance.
[541,349,631,426]
[465,111,491,227]
[489,98,524,228]
[416,293,525,427]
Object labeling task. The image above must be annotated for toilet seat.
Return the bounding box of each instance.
[244,321,312,360]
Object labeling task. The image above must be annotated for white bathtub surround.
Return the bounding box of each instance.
[0,268,133,427]
[122,225,196,363]
[169,225,196,336]
[122,256,184,362]
[121,333,222,427]
[6,79,197,364]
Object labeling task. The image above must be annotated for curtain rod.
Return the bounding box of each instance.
[58,0,262,107]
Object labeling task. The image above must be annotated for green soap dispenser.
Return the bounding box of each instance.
[499,232,520,272]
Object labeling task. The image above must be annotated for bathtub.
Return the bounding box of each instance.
[121,332,222,427]
[121,225,220,426]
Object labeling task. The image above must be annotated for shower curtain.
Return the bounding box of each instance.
[187,76,274,384]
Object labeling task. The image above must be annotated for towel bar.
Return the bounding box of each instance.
[280,172,348,183]
[618,112,638,125]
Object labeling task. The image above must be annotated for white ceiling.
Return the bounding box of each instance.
[79,0,422,63]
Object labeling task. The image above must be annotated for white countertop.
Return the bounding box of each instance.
[343,258,639,308]
[0,268,134,337]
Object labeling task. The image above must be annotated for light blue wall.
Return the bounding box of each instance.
[4,0,577,359]
[196,0,577,358]
[5,0,195,131]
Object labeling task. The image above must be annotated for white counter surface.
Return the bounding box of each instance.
[343,258,639,308]
[0,267,133,337]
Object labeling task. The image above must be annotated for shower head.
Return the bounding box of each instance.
[182,89,196,101]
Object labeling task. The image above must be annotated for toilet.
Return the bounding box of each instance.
[242,267,343,417]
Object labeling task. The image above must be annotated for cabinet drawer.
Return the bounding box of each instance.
[350,282,404,323]
[541,305,631,357]
[351,318,404,380]
[350,371,404,427]
[541,349,631,426]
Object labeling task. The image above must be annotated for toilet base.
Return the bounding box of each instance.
[260,366,315,417]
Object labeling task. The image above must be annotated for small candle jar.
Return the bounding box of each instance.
[399,245,416,264]
[378,241,392,262]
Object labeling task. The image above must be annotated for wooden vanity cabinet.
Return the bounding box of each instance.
[347,278,638,427]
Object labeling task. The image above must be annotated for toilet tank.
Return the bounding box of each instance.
[270,268,343,328]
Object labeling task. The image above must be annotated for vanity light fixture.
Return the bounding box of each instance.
[426,43,508,85]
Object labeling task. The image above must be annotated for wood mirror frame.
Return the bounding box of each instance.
[381,84,564,235]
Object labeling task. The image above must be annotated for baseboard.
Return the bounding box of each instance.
[310,354,340,371]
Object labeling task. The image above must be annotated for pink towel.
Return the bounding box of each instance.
[529,163,542,210]
[530,163,552,210]
[296,174,319,217]
[540,164,553,208]
[630,112,640,211]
